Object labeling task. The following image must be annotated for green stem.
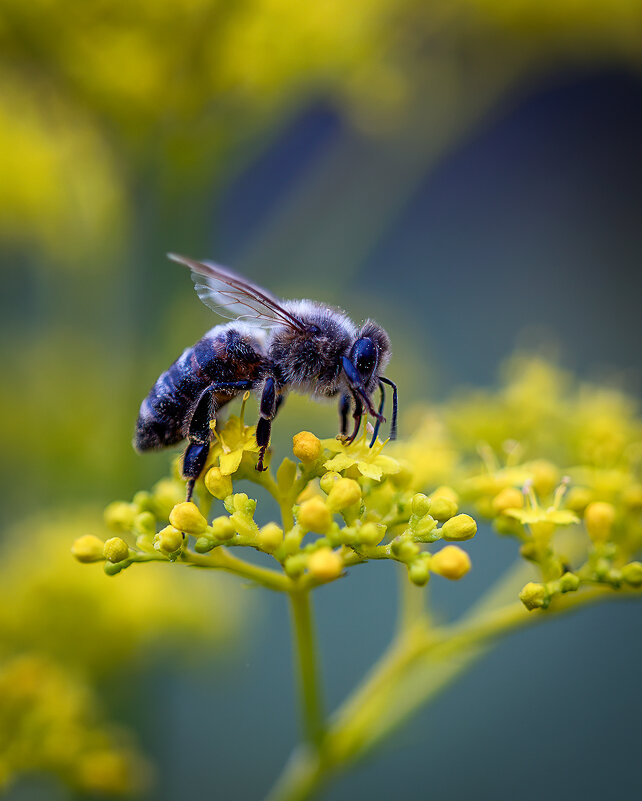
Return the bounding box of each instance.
[184,548,291,592]
[289,590,325,748]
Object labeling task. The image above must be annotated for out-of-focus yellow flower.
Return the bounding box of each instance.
[308,548,343,582]
[430,545,471,580]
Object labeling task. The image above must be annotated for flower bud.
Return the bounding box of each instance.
[155,525,183,554]
[391,537,420,561]
[566,487,593,514]
[205,467,233,500]
[529,460,559,497]
[308,548,343,581]
[133,511,156,537]
[358,522,385,546]
[519,582,548,611]
[411,493,432,517]
[320,471,341,495]
[257,523,283,552]
[429,496,458,521]
[210,516,235,541]
[103,537,129,564]
[408,556,431,586]
[72,535,105,563]
[284,554,306,578]
[622,561,642,587]
[104,502,137,532]
[169,502,208,534]
[430,545,471,580]
[298,497,332,533]
[432,486,459,504]
[584,502,616,542]
[292,431,322,463]
[559,571,580,593]
[492,488,523,515]
[151,478,184,518]
[327,478,361,512]
[441,514,477,541]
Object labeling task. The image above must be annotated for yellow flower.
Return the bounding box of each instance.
[322,429,400,481]
[169,502,208,535]
[293,431,322,463]
[308,548,343,581]
[103,537,129,564]
[71,535,105,563]
[430,546,471,580]
[207,402,261,476]
[504,481,579,529]
[298,498,332,534]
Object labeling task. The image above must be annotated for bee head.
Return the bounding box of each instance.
[348,321,391,391]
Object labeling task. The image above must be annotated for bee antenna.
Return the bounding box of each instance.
[379,377,397,440]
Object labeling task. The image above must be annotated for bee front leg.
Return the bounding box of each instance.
[344,394,363,445]
[256,377,279,472]
[338,393,351,437]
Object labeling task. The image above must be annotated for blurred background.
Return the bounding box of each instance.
[1,1,641,799]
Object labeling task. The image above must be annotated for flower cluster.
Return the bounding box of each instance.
[77,423,477,592]
[77,356,641,614]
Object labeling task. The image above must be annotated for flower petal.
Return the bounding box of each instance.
[357,461,383,481]
[220,450,244,476]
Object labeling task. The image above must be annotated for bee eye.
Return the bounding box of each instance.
[307,324,321,336]
[351,337,378,380]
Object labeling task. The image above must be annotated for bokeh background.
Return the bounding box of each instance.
[1,1,641,799]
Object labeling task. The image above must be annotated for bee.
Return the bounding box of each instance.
[134,254,398,500]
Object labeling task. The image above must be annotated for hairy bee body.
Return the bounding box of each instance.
[134,254,398,500]
[135,323,266,452]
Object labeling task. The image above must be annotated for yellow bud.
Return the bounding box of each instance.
[584,501,616,542]
[358,522,385,546]
[430,545,471,580]
[257,523,283,552]
[169,501,208,534]
[429,496,458,521]
[408,556,431,586]
[492,487,524,515]
[565,487,593,514]
[298,497,332,533]
[327,478,362,512]
[72,535,105,563]
[622,561,642,587]
[411,493,431,517]
[103,537,129,564]
[441,514,477,541]
[104,502,137,532]
[519,582,548,611]
[205,467,233,500]
[529,460,559,497]
[432,486,459,504]
[210,516,235,541]
[293,431,322,462]
[308,548,343,581]
[156,525,183,554]
[320,471,341,494]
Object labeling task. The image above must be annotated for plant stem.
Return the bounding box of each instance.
[289,590,325,748]
[184,548,291,592]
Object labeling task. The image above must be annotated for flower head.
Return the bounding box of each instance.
[322,428,400,481]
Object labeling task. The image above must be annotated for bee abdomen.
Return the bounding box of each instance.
[134,327,265,452]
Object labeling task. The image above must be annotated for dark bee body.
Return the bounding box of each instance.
[135,254,398,500]
[135,324,265,451]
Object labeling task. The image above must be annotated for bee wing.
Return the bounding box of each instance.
[167,253,305,332]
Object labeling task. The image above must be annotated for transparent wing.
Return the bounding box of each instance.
[167,253,305,332]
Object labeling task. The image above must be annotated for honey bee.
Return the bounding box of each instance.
[135,254,398,500]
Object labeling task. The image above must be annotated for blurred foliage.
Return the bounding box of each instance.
[1,0,641,264]
[0,512,246,794]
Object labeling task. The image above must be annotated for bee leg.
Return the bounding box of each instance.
[338,393,351,437]
[256,377,279,472]
[344,395,363,445]
[184,380,253,499]
[369,382,387,447]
